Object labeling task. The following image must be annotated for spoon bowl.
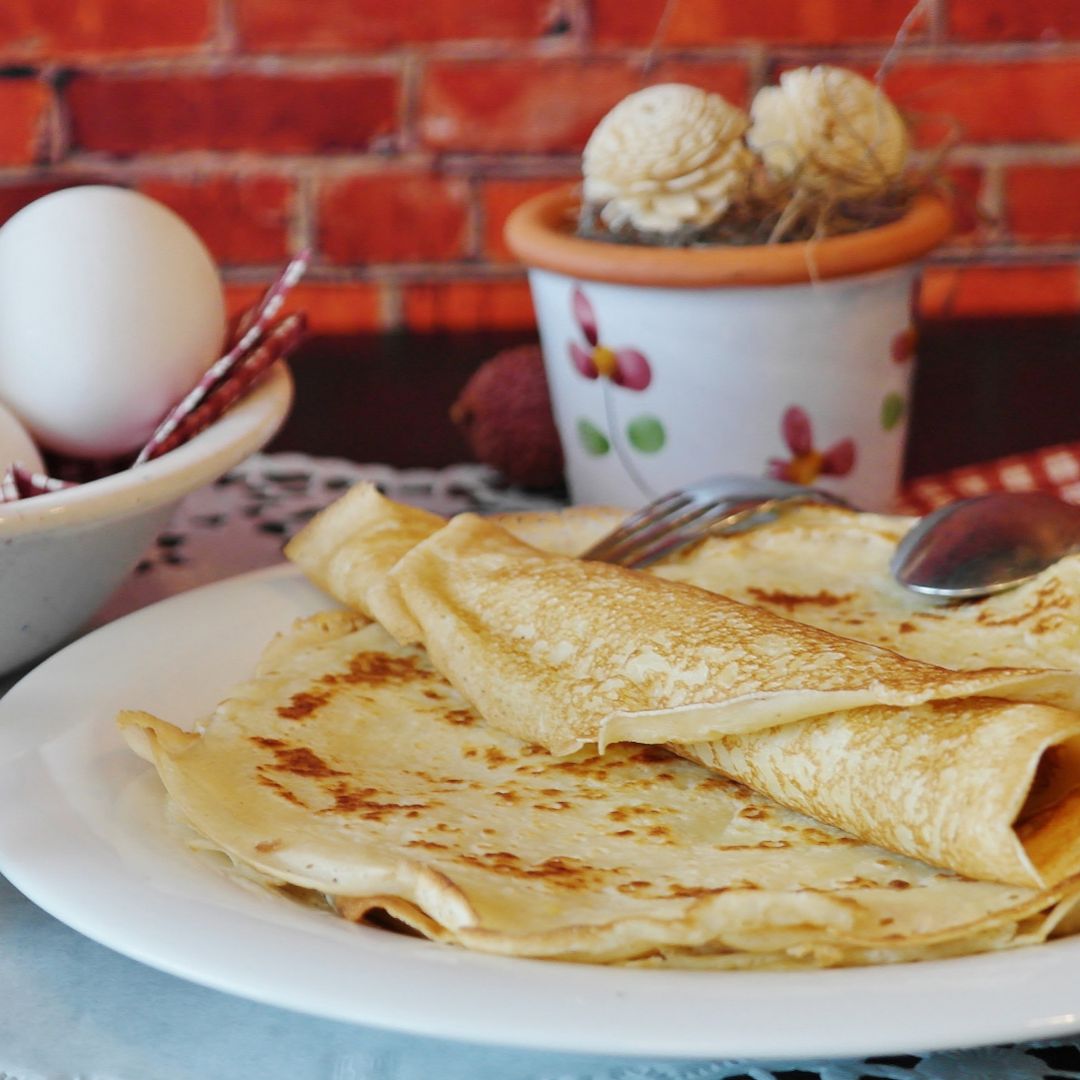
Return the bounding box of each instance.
[891,491,1080,599]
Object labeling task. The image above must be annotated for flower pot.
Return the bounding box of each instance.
[505,186,952,511]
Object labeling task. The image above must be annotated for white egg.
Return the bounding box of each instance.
[0,398,42,474]
[0,186,227,458]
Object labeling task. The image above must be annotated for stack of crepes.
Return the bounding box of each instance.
[120,485,1080,968]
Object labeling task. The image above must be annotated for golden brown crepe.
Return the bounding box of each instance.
[284,485,1080,888]
[117,611,1080,969]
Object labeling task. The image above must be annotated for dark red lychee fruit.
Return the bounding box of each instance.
[450,344,564,489]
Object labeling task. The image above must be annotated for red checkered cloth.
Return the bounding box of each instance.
[897,441,1080,515]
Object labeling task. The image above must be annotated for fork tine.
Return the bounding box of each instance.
[581,476,855,570]
[619,498,773,569]
[582,496,728,565]
[580,491,694,561]
[585,495,736,566]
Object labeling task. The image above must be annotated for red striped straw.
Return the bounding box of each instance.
[134,249,309,466]
[0,464,77,503]
[137,313,306,463]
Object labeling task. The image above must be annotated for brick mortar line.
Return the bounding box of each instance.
[218,254,1080,281]
[291,170,317,257]
[401,37,591,60]
[978,160,1007,243]
[37,37,1080,78]
[0,46,226,65]
[927,248,1080,267]
[380,281,404,330]
[436,155,581,178]
[7,152,459,178]
[17,152,581,181]
[223,263,529,284]
[398,49,422,154]
[217,263,321,281]
[763,41,1080,65]
[12,39,1080,74]
[42,55,405,77]
[21,148,1080,179]
[14,43,707,79]
[939,145,1080,167]
[569,0,592,47]
[928,0,947,45]
[38,79,66,165]
[4,40,754,70]
[744,43,769,99]
[463,175,484,261]
[214,0,239,53]
[576,44,774,64]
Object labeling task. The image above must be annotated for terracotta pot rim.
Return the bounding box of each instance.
[504,185,952,288]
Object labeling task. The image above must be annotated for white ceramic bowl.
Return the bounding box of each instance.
[0,363,293,676]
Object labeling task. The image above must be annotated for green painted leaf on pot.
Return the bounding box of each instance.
[577,418,610,456]
[627,415,666,453]
[881,392,906,432]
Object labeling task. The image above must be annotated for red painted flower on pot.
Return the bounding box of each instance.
[566,284,664,497]
[568,287,652,390]
[890,327,917,363]
[769,406,855,485]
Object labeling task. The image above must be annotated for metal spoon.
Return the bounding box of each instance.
[891,491,1080,599]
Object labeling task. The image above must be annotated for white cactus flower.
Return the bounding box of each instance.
[583,83,755,234]
[748,66,910,198]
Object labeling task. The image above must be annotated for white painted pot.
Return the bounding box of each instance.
[506,189,951,511]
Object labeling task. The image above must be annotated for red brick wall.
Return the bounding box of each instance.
[2,0,1079,332]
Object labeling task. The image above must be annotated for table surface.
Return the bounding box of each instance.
[4,452,1080,1080]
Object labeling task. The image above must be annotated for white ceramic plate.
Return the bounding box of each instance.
[1,565,1080,1061]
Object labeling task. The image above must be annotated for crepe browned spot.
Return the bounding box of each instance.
[117,611,1080,968]
[284,485,1080,888]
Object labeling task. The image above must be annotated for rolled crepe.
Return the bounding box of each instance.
[285,484,1080,888]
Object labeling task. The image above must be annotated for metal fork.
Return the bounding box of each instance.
[581,475,850,569]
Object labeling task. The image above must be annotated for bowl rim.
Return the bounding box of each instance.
[503,185,952,287]
[0,362,293,538]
